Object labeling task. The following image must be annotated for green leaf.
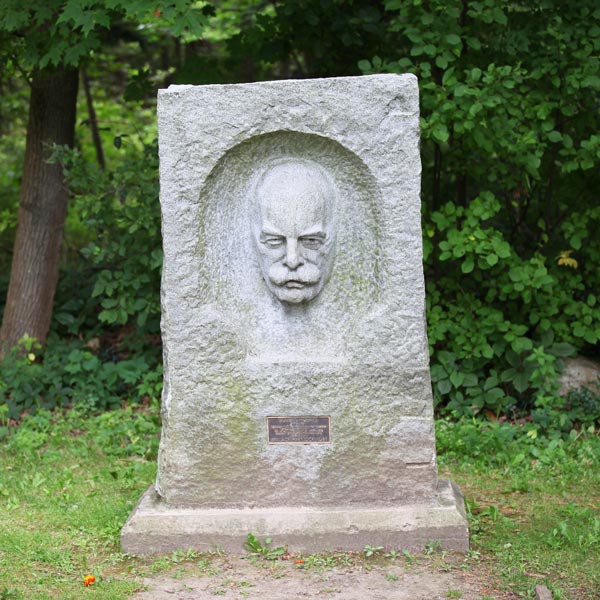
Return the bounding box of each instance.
[513,372,530,393]
[450,371,465,388]
[470,67,482,81]
[481,345,494,359]
[445,34,461,46]
[548,343,576,357]
[548,130,562,143]
[431,123,449,143]
[437,379,452,395]
[461,257,474,274]
[358,59,372,73]
[462,373,478,387]
[435,55,448,69]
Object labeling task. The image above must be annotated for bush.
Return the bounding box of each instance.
[360,0,600,418]
[0,335,162,419]
[52,138,162,340]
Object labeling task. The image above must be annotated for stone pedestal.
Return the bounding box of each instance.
[123,479,467,554]
[122,74,469,554]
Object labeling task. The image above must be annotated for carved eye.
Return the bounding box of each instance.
[262,237,284,248]
[300,236,324,249]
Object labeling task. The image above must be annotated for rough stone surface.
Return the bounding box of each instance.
[122,480,467,554]
[535,584,553,600]
[122,74,468,553]
[558,356,600,395]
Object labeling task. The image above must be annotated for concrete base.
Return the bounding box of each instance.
[121,479,468,555]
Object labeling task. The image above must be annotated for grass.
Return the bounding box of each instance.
[437,418,600,599]
[0,407,598,599]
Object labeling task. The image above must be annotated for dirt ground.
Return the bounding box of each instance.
[129,554,515,600]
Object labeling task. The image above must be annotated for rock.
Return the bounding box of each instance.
[535,584,553,600]
[122,74,468,555]
[558,356,600,395]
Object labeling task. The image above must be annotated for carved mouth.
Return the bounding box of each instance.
[283,280,307,289]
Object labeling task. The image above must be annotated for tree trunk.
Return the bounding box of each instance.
[0,67,79,357]
[82,69,105,169]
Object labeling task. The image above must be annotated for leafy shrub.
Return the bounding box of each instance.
[0,137,163,418]
[51,138,162,340]
[1,403,160,459]
[0,336,161,419]
[360,0,600,418]
[533,386,600,434]
[424,195,598,417]
[436,417,600,468]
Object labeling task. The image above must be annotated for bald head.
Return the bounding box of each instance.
[252,160,337,304]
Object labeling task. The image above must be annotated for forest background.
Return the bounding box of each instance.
[0,0,599,432]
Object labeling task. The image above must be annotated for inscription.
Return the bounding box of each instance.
[267,416,331,444]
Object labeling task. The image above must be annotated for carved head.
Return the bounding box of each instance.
[252,159,337,304]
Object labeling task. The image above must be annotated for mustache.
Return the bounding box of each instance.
[268,263,321,286]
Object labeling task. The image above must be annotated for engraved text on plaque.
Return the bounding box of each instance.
[267,416,331,444]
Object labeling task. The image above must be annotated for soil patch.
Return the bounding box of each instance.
[129,554,516,599]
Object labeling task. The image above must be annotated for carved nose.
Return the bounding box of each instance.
[283,238,303,269]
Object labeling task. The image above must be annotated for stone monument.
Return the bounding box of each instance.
[121,74,469,553]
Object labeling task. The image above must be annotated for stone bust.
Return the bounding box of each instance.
[252,159,337,304]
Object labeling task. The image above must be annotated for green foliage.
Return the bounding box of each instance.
[182,0,395,83]
[1,0,598,428]
[360,0,600,418]
[0,0,210,70]
[0,406,157,599]
[0,336,161,419]
[363,544,384,558]
[293,552,353,571]
[0,99,163,419]
[438,418,600,598]
[534,386,600,434]
[52,138,162,336]
[243,533,286,560]
[436,417,600,468]
[424,194,598,417]
[0,407,598,598]
[3,403,160,459]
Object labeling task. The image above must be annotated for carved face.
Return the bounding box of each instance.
[253,161,336,304]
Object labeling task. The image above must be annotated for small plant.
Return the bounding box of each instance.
[197,558,218,575]
[446,590,463,599]
[296,552,353,571]
[385,572,399,582]
[424,540,442,555]
[243,533,285,560]
[363,544,384,558]
[385,549,400,559]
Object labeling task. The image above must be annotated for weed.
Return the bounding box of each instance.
[363,544,384,558]
[424,539,442,554]
[197,558,219,575]
[243,533,286,560]
[297,552,353,571]
[446,590,463,599]
[385,572,399,582]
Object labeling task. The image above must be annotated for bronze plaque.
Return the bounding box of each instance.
[267,416,331,444]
